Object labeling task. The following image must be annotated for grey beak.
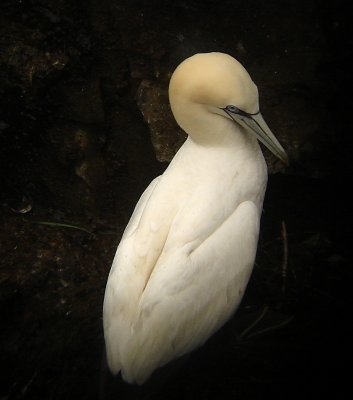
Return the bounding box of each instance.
[224,108,289,165]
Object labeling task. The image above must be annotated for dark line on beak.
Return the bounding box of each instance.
[222,107,260,118]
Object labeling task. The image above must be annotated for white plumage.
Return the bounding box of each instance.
[103,52,288,384]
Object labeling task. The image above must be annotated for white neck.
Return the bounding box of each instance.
[172,101,252,148]
[185,110,259,156]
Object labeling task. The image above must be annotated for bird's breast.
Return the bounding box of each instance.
[136,141,266,258]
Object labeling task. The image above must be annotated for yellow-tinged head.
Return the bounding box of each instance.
[170,52,259,113]
[169,52,288,165]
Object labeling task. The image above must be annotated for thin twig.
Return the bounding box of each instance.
[246,315,294,340]
[31,220,92,234]
[21,370,38,396]
[281,220,288,294]
[238,305,269,341]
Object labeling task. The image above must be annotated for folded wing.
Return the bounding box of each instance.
[104,196,260,384]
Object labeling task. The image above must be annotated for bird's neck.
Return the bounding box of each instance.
[171,102,263,166]
[186,112,257,152]
[170,117,264,182]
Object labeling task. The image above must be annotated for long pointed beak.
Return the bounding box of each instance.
[226,110,289,165]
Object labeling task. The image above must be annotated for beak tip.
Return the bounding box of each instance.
[282,154,290,166]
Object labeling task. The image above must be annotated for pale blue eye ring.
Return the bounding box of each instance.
[225,105,240,113]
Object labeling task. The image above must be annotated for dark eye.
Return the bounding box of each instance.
[225,105,240,114]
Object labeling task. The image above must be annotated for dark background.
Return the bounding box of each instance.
[0,0,352,399]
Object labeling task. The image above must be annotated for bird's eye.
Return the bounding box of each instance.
[225,105,240,114]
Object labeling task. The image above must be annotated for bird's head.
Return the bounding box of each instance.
[169,52,288,165]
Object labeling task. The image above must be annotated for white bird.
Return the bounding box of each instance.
[103,52,288,385]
